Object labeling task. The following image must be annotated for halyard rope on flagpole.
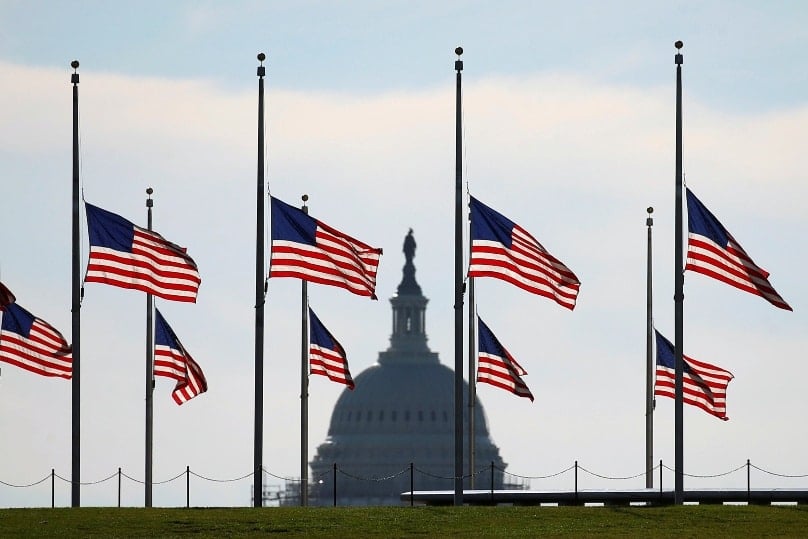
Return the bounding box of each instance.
[78,188,89,306]
[264,187,271,292]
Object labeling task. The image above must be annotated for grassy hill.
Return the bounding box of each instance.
[2,505,808,537]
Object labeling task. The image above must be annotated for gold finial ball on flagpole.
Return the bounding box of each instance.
[647,207,654,215]
[455,47,463,56]
[257,52,266,62]
[71,60,79,70]
[146,187,154,196]
[675,41,683,49]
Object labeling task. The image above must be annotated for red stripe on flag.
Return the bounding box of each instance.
[0,320,72,379]
[86,227,201,303]
[477,353,533,401]
[310,344,355,389]
[655,355,734,421]
[154,344,208,405]
[270,223,382,298]
[470,225,580,310]
[686,234,791,311]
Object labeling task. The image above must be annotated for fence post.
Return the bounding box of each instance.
[746,459,751,504]
[574,460,578,503]
[490,461,494,504]
[51,468,54,508]
[118,467,121,507]
[409,462,414,507]
[186,466,190,508]
[333,463,337,507]
[659,459,662,502]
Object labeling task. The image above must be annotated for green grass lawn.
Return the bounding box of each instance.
[2,505,808,538]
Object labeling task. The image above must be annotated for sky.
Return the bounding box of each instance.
[1,1,806,507]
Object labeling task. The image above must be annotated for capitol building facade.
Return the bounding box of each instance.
[307,230,509,506]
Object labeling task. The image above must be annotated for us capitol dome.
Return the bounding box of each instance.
[308,229,508,505]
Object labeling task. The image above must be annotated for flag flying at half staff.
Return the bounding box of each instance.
[469,196,581,310]
[309,307,355,390]
[154,308,207,405]
[655,330,733,421]
[85,202,201,303]
[0,283,72,379]
[685,188,791,311]
[0,282,15,307]
[476,316,533,401]
[269,196,383,299]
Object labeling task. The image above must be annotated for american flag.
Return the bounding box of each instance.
[0,300,72,379]
[309,307,355,390]
[685,188,791,311]
[469,196,580,310]
[476,317,533,401]
[154,308,207,405]
[270,196,382,299]
[654,330,733,421]
[0,281,15,309]
[85,202,201,303]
